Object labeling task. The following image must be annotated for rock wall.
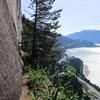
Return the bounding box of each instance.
[6,0,22,42]
[0,0,22,100]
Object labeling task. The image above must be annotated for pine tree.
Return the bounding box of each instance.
[24,0,62,69]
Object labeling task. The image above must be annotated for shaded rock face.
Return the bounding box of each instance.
[0,0,22,100]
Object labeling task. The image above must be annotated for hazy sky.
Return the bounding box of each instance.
[21,0,100,35]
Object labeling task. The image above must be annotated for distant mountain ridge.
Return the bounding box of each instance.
[57,36,96,52]
[67,30,100,43]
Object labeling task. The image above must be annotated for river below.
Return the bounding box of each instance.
[66,47,100,87]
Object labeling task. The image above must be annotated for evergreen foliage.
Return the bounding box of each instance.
[28,0,62,68]
[21,0,95,99]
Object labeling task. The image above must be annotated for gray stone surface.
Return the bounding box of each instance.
[0,0,22,100]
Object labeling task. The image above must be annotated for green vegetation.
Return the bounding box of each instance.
[21,0,97,99]
[26,67,52,100]
[25,66,85,100]
[27,0,62,69]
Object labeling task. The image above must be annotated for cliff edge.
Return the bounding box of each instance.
[0,0,22,100]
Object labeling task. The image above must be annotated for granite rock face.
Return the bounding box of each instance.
[0,0,22,100]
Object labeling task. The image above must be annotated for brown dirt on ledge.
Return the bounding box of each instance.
[20,76,31,100]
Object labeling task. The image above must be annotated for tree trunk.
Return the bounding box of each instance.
[32,0,38,69]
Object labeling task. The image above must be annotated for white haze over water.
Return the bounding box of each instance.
[66,47,100,87]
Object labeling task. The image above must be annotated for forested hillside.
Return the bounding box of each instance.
[21,0,100,100]
[57,36,96,53]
